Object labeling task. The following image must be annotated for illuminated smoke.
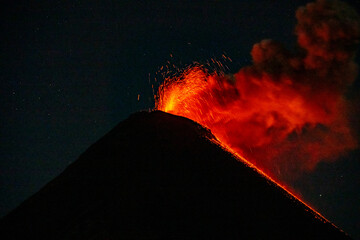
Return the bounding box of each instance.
[155,0,359,182]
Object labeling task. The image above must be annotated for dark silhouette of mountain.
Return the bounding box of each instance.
[0,111,351,239]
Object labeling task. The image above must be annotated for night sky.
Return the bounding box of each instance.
[1,0,360,239]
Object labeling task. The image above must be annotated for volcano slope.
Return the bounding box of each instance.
[0,111,350,239]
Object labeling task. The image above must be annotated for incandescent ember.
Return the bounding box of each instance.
[155,0,359,184]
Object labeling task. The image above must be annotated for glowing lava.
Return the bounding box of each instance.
[155,0,359,184]
[155,66,338,225]
[155,63,357,183]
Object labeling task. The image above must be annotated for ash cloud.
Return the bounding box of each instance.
[239,0,360,176]
[296,0,360,80]
[157,0,360,182]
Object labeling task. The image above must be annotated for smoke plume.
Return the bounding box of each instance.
[156,0,359,182]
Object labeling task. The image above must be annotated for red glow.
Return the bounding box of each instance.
[156,64,357,182]
[154,65,343,223]
[155,0,359,184]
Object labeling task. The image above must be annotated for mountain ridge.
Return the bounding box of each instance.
[0,111,350,239]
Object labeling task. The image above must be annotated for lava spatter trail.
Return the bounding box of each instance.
[155,0,359,185]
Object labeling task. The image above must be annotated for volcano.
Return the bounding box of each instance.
[0,111,350,239]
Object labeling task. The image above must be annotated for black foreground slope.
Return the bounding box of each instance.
[0,111,350,239]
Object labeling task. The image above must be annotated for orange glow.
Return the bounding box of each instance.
[155,65,357,182]
[154,0,359,229]
[154,64,352,229]
[155,0,359,183]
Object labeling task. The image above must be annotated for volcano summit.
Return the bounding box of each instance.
[0,111,350,239]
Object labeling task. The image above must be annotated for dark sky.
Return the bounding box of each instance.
[1,0,360,239]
